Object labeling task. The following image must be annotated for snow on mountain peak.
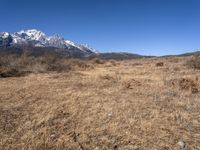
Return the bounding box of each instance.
[18,29,45,35]
[17,29,46,41]
[0,32,10,39]
[78,44,98,53]
[0,29,98,55]
[47,34,67,49]
[65,40,76,46]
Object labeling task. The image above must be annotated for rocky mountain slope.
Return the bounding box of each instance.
[0,29,97,57]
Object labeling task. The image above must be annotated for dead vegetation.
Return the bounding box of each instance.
[0,53,96,78]
[179,78,199,94]
[155,62,164,67]
[0,55,200,149]
[186,54,200,70]
[167,77,199,94]
[124,79,142,89]
[92,58,105,64]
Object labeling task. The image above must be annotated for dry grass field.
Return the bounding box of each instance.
[0,56,200,149]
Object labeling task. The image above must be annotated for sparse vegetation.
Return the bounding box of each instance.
[92,58,105,64]
[186,54,200,69]
[0,53,98,78]
[0,55,200,149]
[155,62,164,67]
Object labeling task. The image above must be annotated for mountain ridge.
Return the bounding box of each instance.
[0,29,97,57]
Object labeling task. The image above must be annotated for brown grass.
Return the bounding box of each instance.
[0,56,200,149]
[0,54,96,78]
[92,58,105,64]
[186,54,200,70]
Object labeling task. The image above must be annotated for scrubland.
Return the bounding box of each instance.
[0,54,200,149]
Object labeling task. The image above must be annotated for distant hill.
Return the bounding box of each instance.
[0,47,147,59]
[90,52,146,60]
[161,51,200,58]
[176,51,200,57]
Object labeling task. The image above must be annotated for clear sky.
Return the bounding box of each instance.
[1,0,200,56]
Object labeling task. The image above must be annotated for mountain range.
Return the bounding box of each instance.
[0,29,97,57]
[2,29,197,59]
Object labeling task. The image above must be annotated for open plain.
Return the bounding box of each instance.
[0,56,200,150]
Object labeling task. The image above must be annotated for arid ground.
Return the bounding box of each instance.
[0,57,200,149]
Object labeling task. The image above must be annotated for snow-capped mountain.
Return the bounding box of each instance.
[0,32,13,47]
[0,29,98,56]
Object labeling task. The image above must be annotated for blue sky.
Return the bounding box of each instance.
[1,0,200,55]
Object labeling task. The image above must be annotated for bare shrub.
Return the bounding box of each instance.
[92,58,105,64]
[0,55,29,78]
[69,59,94,70]
[47,60,72,72]
[179,78,198,94]
[124,79,142,89]
[105,60,118,67]
[167,78,199,94]
[132,62,142,66]
[0,68,28,78]
[168,57,180,63]
[155,62,164,67]
[186,54,200,69]
[109,60,117,66]
[0,53,72,77]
